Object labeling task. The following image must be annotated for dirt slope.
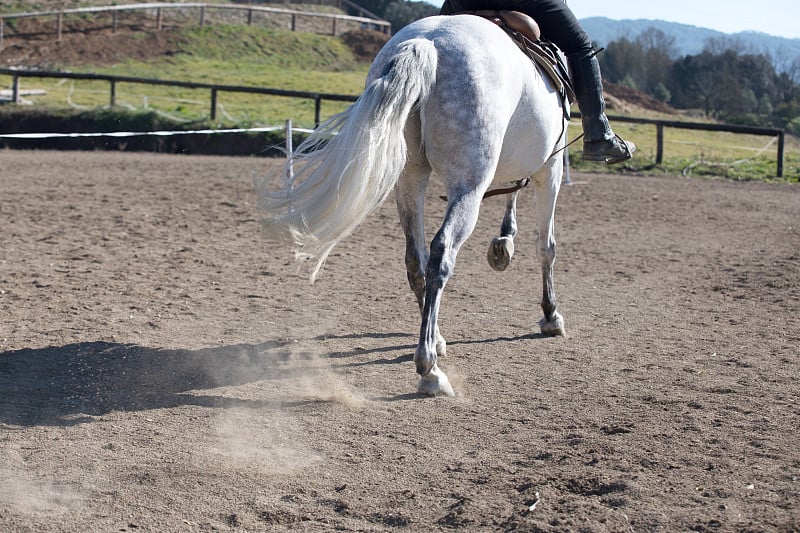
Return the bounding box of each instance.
[0,7,387,68]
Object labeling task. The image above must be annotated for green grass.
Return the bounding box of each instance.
[567,118,799,181]
[1,25,369,128]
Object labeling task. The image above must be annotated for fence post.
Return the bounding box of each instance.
[247,9,253,25]
[57,13,63,41]
[12,75,19,104]
[210,88,218,120]
[656,123,664,164]
[285,119,294,182]
[199,6,205,26]
[314,96,322,126]
[331,17,337,36]
[562,147,571,185]
[0,18,4,48]
[110,79,116,107]
[777,131,785,178]
[156,8,163,30]
[112,11,118,33]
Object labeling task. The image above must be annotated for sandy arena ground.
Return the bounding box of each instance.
[1,150,798,531]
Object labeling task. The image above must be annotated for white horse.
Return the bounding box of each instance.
[258,14,567,397]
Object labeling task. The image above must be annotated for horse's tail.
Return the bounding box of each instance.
[257,39,437,282]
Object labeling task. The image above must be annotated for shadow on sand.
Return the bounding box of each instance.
[0,331,547,425]
[0,340,301,427]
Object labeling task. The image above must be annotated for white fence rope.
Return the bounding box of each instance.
[680,136,781,176]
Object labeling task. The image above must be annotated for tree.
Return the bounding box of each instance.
[703,35,754,56]
[350,0,437,32]
[619,74,638,90]
[669,52,728,117]
[653,83,671,103]
[595,29,800,129]
[597,28,675,98]
[636,29,677,95]
[352,0,396,17]
[668,49,765,119]
[598,36,644,87]
[382,0,438,32]
[758,94,774,116]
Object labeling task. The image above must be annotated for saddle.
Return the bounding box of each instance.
[453,10,575,108]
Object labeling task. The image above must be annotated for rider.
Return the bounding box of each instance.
[439,0,636,164]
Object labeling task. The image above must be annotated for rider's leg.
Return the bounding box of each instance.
[438,0,635,164]
[567,51,635,164]
[510,0,637,164]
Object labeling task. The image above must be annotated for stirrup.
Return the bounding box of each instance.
[582,134,635,165]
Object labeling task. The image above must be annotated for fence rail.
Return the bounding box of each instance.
[574,112,786,177]
[0,1,391,45]
[0,67,358,125]
[0,68,787,176]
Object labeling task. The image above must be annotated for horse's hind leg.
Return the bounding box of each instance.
[396,166,429,310]
[415,186,487,397]
[532,161,565,337]
[395,124,447,358]
[487,191,519,271]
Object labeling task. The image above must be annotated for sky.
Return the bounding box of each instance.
[564,0,800,40]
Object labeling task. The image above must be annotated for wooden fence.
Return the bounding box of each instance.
[0,1,391,45]
[0,68,787,176]
[574,112,786,178]
[0,68,358,125]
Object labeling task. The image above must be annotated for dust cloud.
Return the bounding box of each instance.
[193,328,372,474]
[0,453,84,515]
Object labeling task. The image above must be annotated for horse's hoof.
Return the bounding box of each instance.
[417,364,455,397]
[539,312,566,337]
[487,236,514,271]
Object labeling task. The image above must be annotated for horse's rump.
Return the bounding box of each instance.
[367,15,566,183]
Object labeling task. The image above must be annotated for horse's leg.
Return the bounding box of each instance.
[396,169,428,310]
[395,117,447,358]
[416,188,485,397]
[396,160,449,359]
[532,161,565,337]
[487,191,519,271]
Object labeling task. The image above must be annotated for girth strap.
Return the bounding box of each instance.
[439,177,530,202]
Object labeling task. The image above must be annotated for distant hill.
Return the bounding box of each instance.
[581,17,800,73]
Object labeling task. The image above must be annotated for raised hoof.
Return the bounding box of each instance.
[539,312,566,337]
[417,364,455,397]
[487,236,514,271]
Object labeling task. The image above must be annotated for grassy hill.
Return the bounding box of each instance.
[0,6,381,127]
[0,3,387,155]
[0,0,391,121]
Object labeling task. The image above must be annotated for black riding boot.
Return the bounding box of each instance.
[568,52,635,164]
